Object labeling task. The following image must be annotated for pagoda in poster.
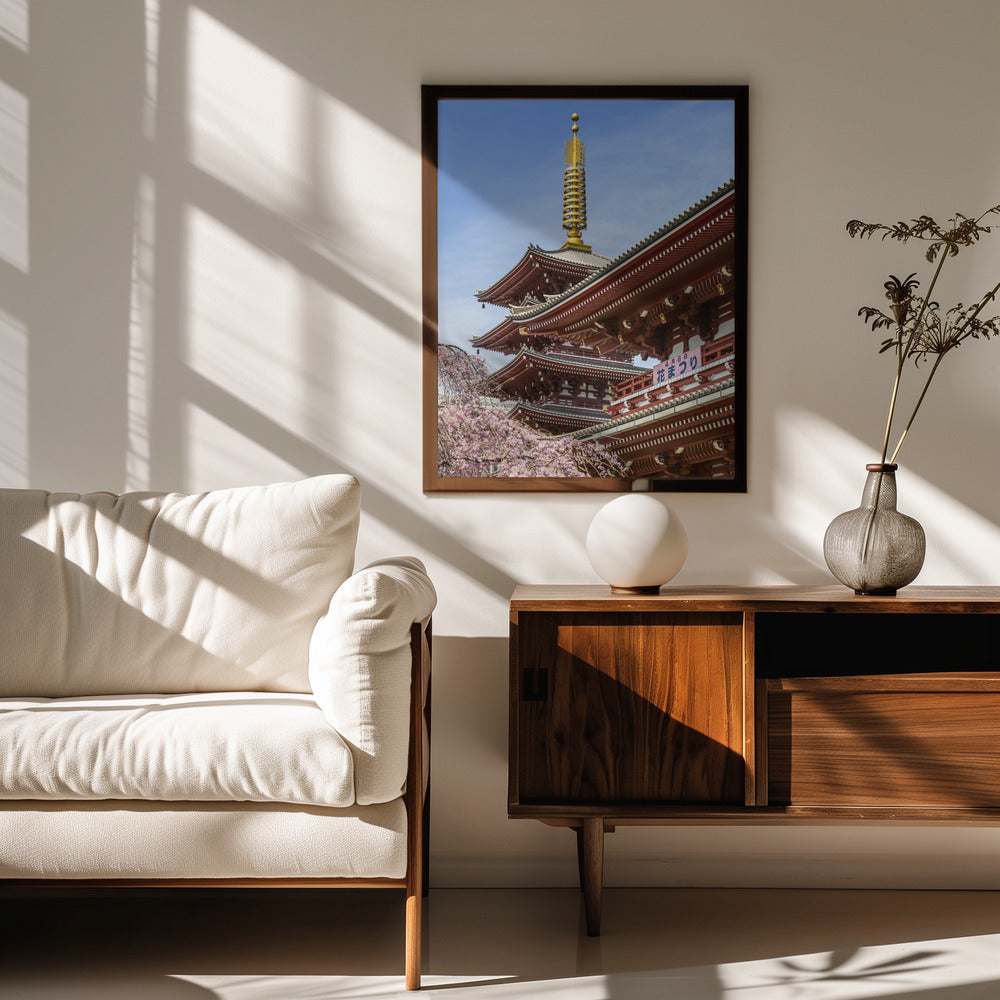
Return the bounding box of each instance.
[475,115,644,435]
[474,113,738,481]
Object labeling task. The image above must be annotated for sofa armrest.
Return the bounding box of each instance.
[308,557,436,806]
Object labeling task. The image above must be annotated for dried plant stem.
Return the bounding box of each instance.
[859,470,884,574]
[878,359,904,466]
[888,354,944,465]
[865,252,949,572]
[878,249,949,464]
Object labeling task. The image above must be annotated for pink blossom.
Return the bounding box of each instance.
[437,346,626,478]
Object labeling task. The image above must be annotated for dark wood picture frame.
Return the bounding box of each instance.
[422,85,748,493]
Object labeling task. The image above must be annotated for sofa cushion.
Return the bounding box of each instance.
[0,693,355,808]
[0,475,360,696]
[0,799,407,879]
[310,556,436,806]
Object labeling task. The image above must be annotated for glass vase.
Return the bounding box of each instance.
[823,463,925,596]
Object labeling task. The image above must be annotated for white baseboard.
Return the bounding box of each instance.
[430,854,1000,890]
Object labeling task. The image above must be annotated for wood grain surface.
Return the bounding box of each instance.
[510,587,1000,826]
[514,611,745,805]
[767,675,1000,807]
[511,584,1000,614]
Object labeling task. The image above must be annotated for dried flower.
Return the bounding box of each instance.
[848,206,1000,464]
[883,273,918,326]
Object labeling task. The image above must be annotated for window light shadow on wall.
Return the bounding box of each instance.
[0,0,521,613]
[0,78,26,273]
[128,3,425,497]
[0,1,27,53]
[0,1,28,488]
[774,408,1000,585]
[89,1,515,601]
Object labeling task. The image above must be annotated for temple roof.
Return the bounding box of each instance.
[570,376,735,442]
[507,401,609,434]
[472,181,736,354]
[475,245,611,309]
[483,347,643,392]
[575,378,737,479]
[516,181,735,321]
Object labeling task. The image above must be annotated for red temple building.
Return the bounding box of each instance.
[471,112,739,482]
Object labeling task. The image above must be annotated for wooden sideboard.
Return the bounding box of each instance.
[508,585,1000,933]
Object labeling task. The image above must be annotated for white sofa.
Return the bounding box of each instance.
[0,474,435,989]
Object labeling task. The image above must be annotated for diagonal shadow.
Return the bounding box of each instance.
[176,159,419,344]
[516,613,744,805]
[184,367,518,599]
[0,35,27,93]
[0,495,339,696]
[0,973,216,999]
[0,259,27,322]
[12,493,295,612]
[125,2,517,606]
[1,541,230,697]
[759,611,1000,807]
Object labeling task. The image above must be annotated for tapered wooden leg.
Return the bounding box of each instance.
[405,811,423,991]
[422,671,432,898]
[581,817,604,936]
[405,888,421,990]
[405,619,428,989]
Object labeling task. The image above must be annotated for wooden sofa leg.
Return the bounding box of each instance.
[405,886,422,990]
[406,617,430,989]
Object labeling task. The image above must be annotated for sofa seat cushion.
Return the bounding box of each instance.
[0,693,355,808]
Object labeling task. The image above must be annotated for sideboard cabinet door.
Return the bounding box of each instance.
[514,611,745,806]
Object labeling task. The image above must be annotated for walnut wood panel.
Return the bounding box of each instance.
[521,805,1000,823]
[771,673,1000,692]
[515,611,745,805]
[511,584,1000,614]
[767,674,1000,808]
[742,610,759,805]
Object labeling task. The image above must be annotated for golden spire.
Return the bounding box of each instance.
[561,113,591,251]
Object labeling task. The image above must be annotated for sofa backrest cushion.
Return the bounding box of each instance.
[0,476,360,696]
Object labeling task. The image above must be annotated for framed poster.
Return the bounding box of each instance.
[422,85,748,493]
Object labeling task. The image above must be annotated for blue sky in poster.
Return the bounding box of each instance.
[436,97,736,366]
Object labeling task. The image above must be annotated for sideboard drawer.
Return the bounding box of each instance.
[766,674,1000,807]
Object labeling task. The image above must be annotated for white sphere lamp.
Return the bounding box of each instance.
[586,494,688,594]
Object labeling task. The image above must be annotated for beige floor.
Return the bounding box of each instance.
[1,886,999,998]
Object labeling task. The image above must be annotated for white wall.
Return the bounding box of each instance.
[7,0,1000,887]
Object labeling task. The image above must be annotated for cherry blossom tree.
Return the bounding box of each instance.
[437,346,628,478]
